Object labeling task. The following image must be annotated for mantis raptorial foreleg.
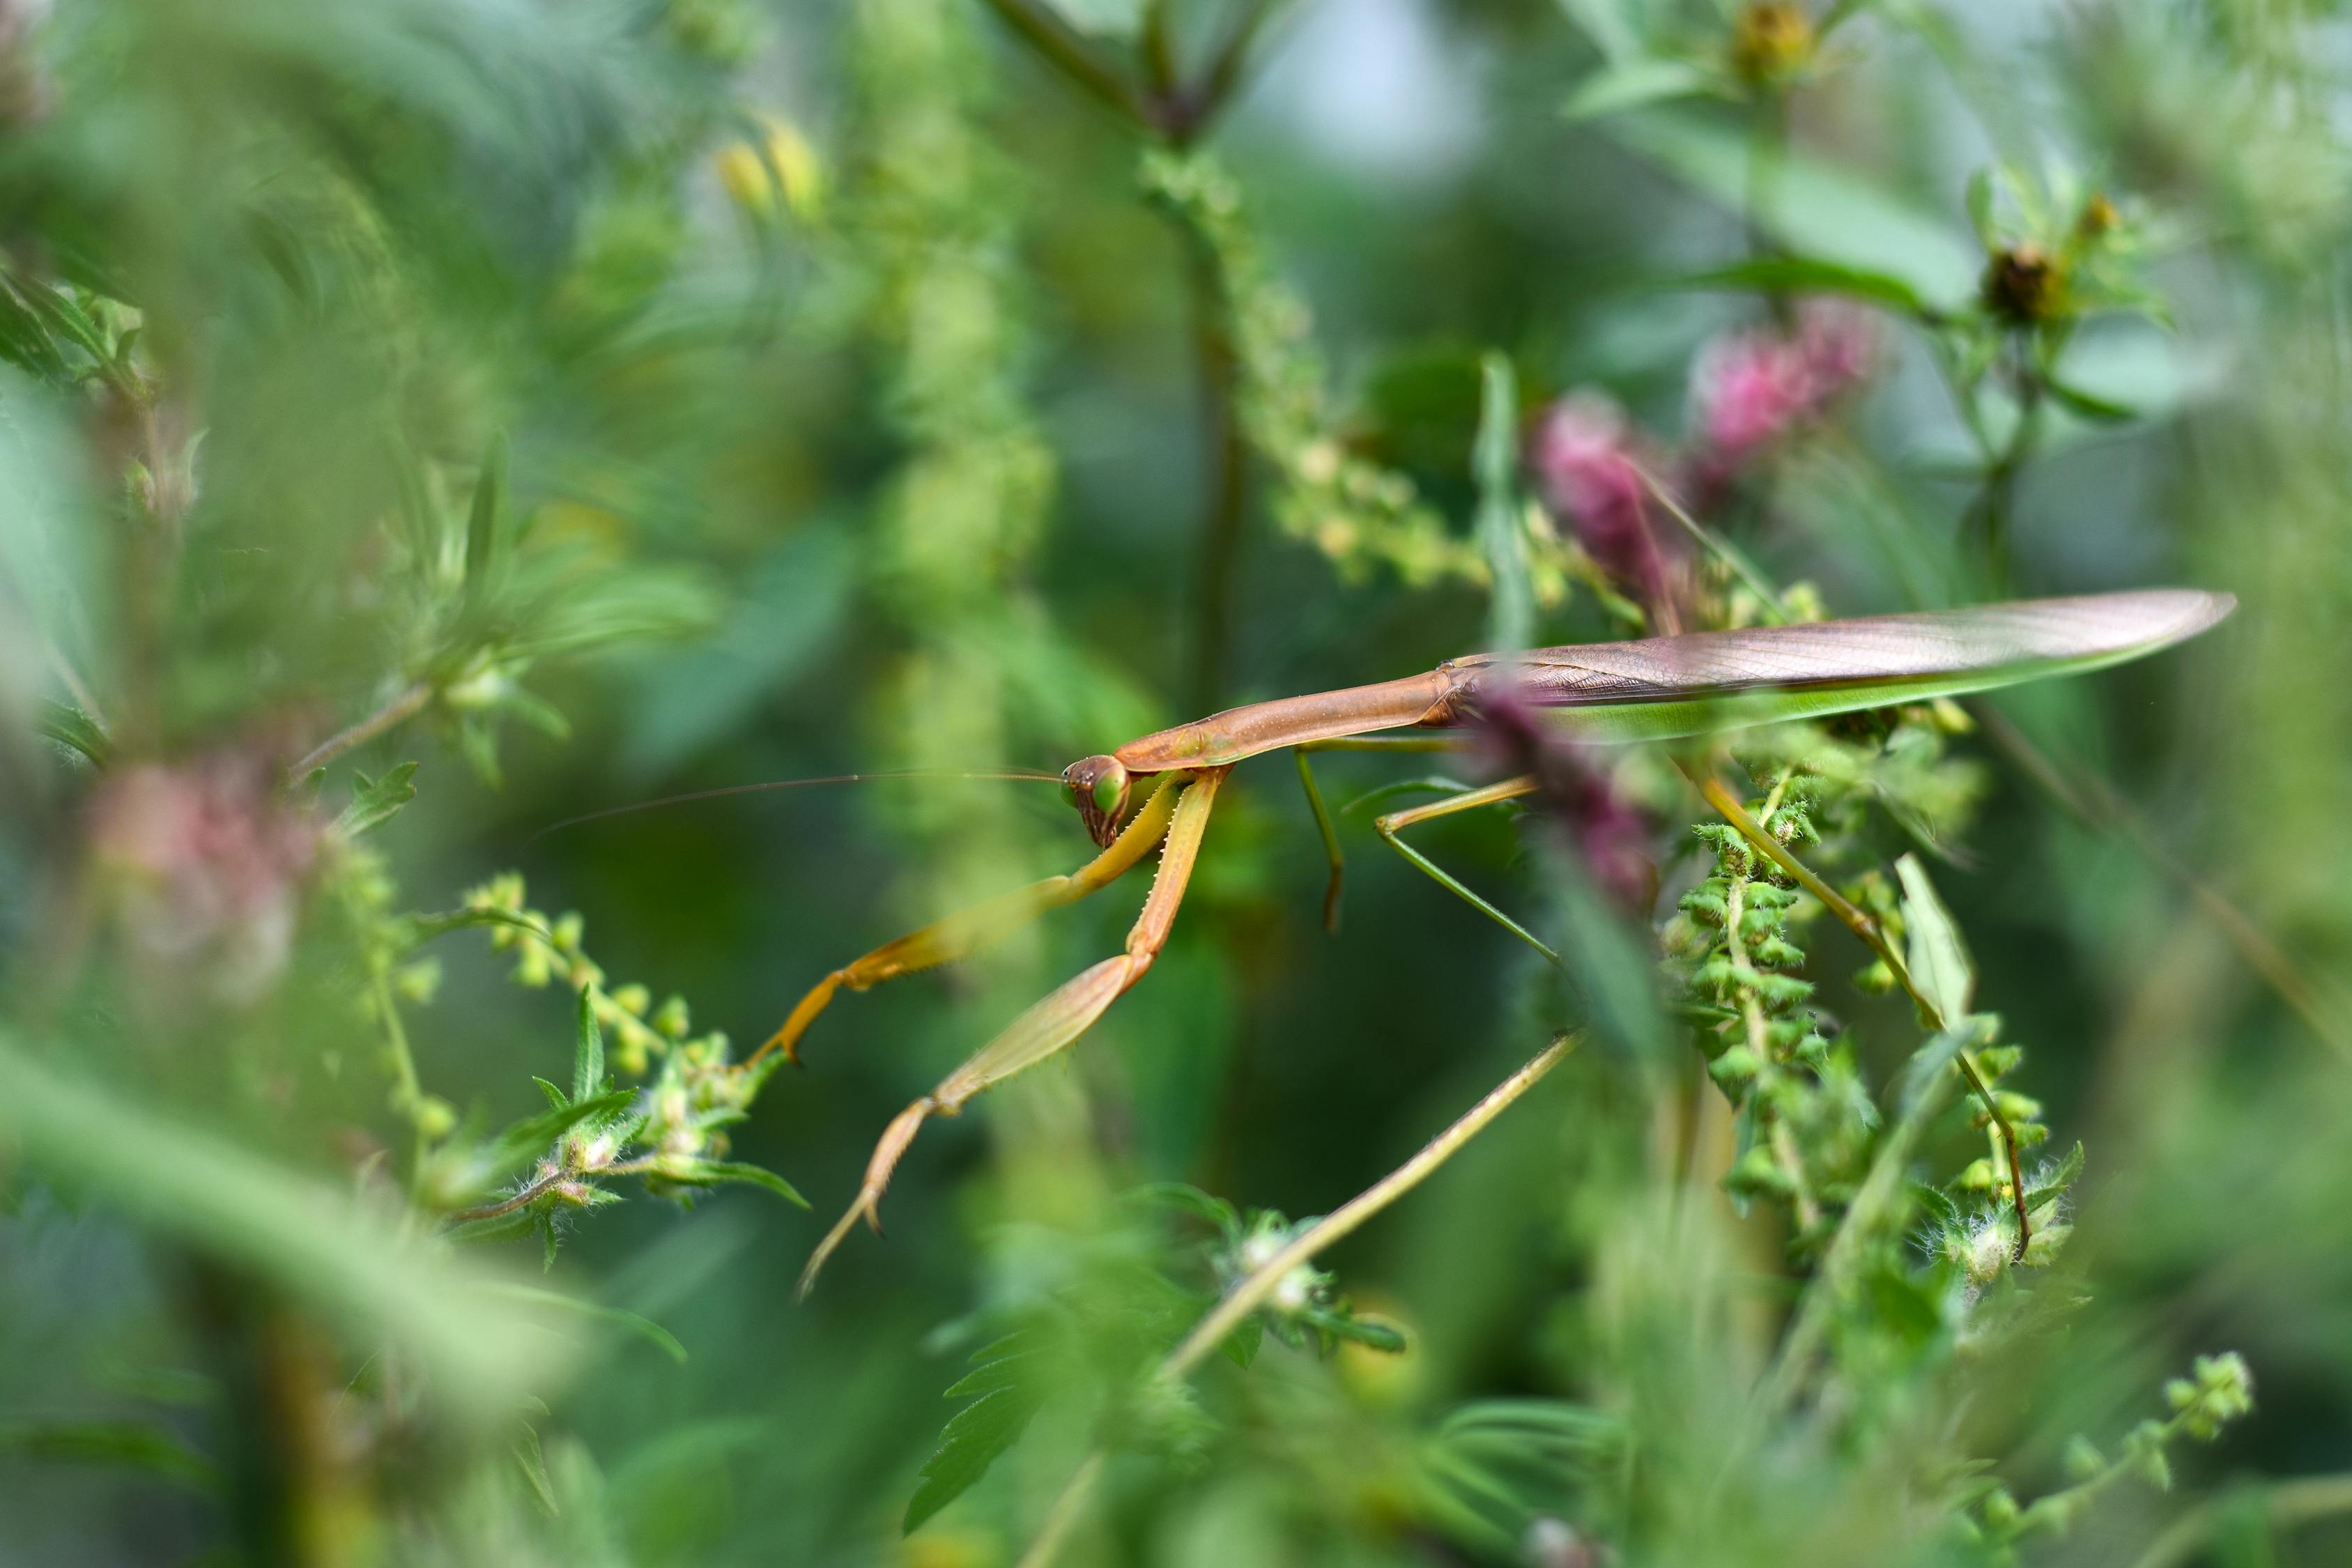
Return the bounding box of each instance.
[797,767,1229,1295]
[752,774,1190,1068]
[1372,777,1556,963]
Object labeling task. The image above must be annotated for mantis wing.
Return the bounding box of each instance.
[1461,589,2235,744]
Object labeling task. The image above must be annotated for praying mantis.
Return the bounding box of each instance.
[768,588,2234,1292]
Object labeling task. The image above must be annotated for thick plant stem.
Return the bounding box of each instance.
[1681,760,2032,1257]
[1015,1031,1583,1568]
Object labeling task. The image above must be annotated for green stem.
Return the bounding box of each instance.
[1682,761,2031,1256]
[975,0,1152,126]
[2130,1472,2352,1568]
[1016,1031,1583,1568]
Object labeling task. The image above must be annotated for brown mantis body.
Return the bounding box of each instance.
[766,589,2234,1291]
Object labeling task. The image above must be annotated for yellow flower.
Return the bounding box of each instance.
[717,115,823,221]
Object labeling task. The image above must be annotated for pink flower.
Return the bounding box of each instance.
[1475,683,1657,915]
[1689,301,1877,475]
[89,752,322,1004]
[1528,392,1680,603]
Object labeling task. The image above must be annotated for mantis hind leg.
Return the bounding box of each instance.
[751,774,1188,1068]
[1373,776,1557,964]
[799,767,1229,1296]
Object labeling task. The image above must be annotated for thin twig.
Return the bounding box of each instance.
[289,680,433,783]
[1971,702,2352,1064]
[1171,0,1284,144]
[976,0,1152,127]
[2130,1471,2352,1568]
[1680,760,2032,1257]
[1015,1031,1583,1568]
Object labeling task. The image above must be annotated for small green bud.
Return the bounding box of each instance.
[2061,1434,2105,1482]
[1981,1487,2019,1529]
[1708,1045,1760,1092]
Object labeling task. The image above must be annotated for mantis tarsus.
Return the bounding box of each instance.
[769,588,2234,1293]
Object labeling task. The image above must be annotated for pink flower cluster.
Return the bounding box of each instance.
[1689,300,1877,475]
[1528,301,1879,608]
[1528,393,1677,598]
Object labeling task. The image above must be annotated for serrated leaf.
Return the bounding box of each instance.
[1908,1180,1962,1231]
[570,987,604,1103]
[1670,254,1930,316]
[1895,853,1974,1025]
[903,1381,1048,1535]
[35,699,109,768]
[656,1159,809,1209]
[2023,1141,2086,1211]
[332,761,418,838]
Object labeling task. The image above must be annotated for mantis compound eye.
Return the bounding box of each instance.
[1061,756,1131,848]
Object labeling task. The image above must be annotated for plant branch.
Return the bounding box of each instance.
[1680,759,2031,1256]
[1016,1031,1583,1568]
[290,680,433,783]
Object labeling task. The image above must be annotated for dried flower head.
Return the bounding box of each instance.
[88,751,323,1004]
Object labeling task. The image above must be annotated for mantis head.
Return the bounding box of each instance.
[1062,755,1131,847]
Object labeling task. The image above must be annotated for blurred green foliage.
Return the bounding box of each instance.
[3,0,2351,1565]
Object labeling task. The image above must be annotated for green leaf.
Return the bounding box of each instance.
[900,1332,1066,1532]
[1895,853,1975,1025]
[0,1418,219,1491]
[571,987,604,1103]
[332,761,419,838]
[1965,167,1997,247]
[2043,375,2139,424]
[1668,254,1930,316]
[1908,1180,1962,1232]
[656,1159,809,1209]
[479,1282,688,1364]
[1608,112,1979,309]
[35,699,109,768]
[477,1088,636,1184]
[1565,57,1714,121]
[1474,351,1531,655]
[2024,1141,2086,1211]
[905,1334,1054,1535]
[462,431,509,602]
[1221,1314,1264,1369]
[1052,0,1146,37]
[0,1035,564,1420]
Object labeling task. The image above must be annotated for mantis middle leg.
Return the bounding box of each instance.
[1372,776,1556,963]
[799,767,1229,1294]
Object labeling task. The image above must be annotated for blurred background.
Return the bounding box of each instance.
[3,0,2350,1564]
